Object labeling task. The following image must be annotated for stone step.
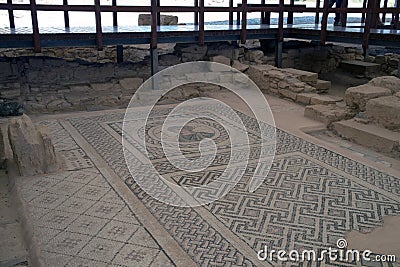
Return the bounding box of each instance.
[340,60,380,75]
[283,68,318,86]
[316,79,331,93]
[310,95,343,105]
[304,104,353,125]
[333,119,400,156]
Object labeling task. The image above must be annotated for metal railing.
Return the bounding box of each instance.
[0,0,399,55]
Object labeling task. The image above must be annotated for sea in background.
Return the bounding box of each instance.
[0,0,394,28]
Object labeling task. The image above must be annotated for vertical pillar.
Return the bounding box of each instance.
[199,0,204,45]
[7,0,15,28]
[229,0,233,25]
[150,48,158,77]
[94,0,103,50]
[315,0,321,24]
[30,0,40,52]
[240,0,247,44]
[363,0,374,57]
[194,0,199,25]
[117,45,123,63]
[320,0,329,45]
[151,0,158,77]
[63,0,70,27]
[275,0,284,67]
[288,0,295,24]
[275,39,283,68]
[341,0,348,27]
[112,0,117,27]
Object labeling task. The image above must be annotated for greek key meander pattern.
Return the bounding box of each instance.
[61,103,400,267]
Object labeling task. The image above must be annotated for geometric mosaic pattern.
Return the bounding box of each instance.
[24,101,399,267]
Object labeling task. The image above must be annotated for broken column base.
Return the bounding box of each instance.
[0,114,61,176]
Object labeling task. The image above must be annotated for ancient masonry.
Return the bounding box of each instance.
[1,41,398,113]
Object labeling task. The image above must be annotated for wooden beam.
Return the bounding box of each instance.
[117,44,123,63]
[94,0,103,50]
[63,0,69,27]
[276,0,283,67]
[30,0,41,52]
[112,0,117,26]
[229,0,233,25]
[240,0,247,44]
[194,0,199,25]
[199,0,204,45]
[151,0,158,75]
[7,0,15,28]
[288,0,295,24]
[320,0,329,45]
[261,0,265,24]
[363,0,374,56]
[382,0,388,22]
[361,0,367,22]
[315,0,321,23]
[341,0,348,26]
[157,0,161,26]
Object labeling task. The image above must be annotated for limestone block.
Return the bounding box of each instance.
[209,55,231,66]
[316,79,331,92]
[368,76,400,94]
[232,60,249,72]
[304,104,352,125]
[244,50,264,63]
[7,115,60,176]
[366,96,400,130]
[119,78,144,91]
[283,68,318,86]
[177,44,207,55]
[279,89,297,101]
[374,55,387,64]
[90,82,119,92]
[46,99,72,110]
[310,95,343,105]
[296,93,319,105]
[159,54,181,66]
[345,84,392,111]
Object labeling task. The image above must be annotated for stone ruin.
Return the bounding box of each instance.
[304,76,400,157]
[0,114,60,176]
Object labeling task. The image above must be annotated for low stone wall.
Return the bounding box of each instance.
[0,41,398,114]
[0,57,151,112]
[0,42,379,74]
[368,53,400,76]
[0,44,175,64]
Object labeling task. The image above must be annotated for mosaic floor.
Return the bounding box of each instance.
[16,100,400,267]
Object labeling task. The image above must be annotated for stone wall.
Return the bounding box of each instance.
[281,45,364,74]
[1,41,398,114]
[0,57,151,112]
[0,44,175,64]
[1,42,397,75]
